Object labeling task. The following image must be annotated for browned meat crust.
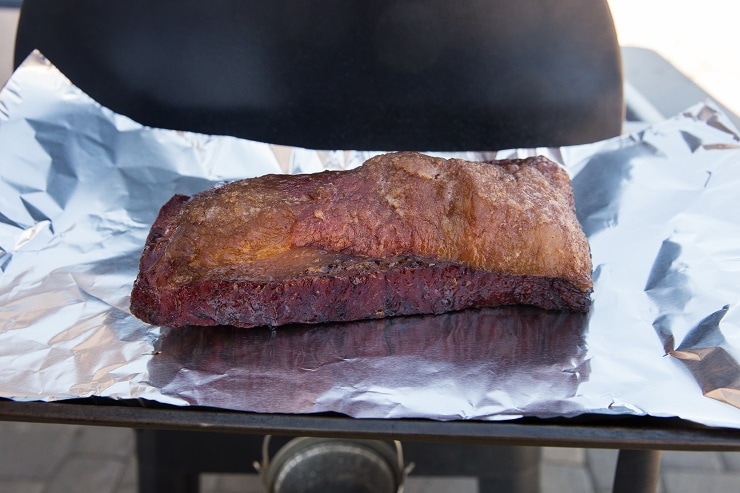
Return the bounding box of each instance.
[130,152,592,328]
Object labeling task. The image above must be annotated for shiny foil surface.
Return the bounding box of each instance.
[1,51,739,427]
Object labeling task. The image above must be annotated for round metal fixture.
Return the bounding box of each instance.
[255,436,413,493]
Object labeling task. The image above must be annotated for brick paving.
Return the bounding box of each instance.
[0,421,739,493]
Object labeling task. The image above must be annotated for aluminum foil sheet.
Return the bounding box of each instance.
[1,51,739,428]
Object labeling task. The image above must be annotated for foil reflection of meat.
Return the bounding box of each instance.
[148,306,590,419]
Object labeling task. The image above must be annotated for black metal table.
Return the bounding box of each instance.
[2,397,739,493]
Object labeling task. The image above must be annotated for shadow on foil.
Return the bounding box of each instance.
[147,306,590,419]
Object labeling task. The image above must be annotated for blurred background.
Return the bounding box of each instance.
[608,0,739,117]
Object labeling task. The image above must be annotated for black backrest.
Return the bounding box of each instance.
[14,0,623,151]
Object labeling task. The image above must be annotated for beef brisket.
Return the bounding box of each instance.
[130,152,592,328]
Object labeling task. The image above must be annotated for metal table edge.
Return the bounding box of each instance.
[1,399,738,452]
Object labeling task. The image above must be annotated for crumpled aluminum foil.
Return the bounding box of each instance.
[1,51,739,428]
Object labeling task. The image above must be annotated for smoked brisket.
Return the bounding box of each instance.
[130,152,592,328]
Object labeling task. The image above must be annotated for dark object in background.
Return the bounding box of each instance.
[14,0,623,151]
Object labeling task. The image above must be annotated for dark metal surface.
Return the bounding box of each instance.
[1,399,738,451]
[613,450,662,493]
[262,438,400,493]
[14,0,623,151]
[133,429,543,493]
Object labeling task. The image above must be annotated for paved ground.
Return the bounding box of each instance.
[1,421,739,493]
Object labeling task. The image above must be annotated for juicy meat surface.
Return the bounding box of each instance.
[130,151,592,328]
